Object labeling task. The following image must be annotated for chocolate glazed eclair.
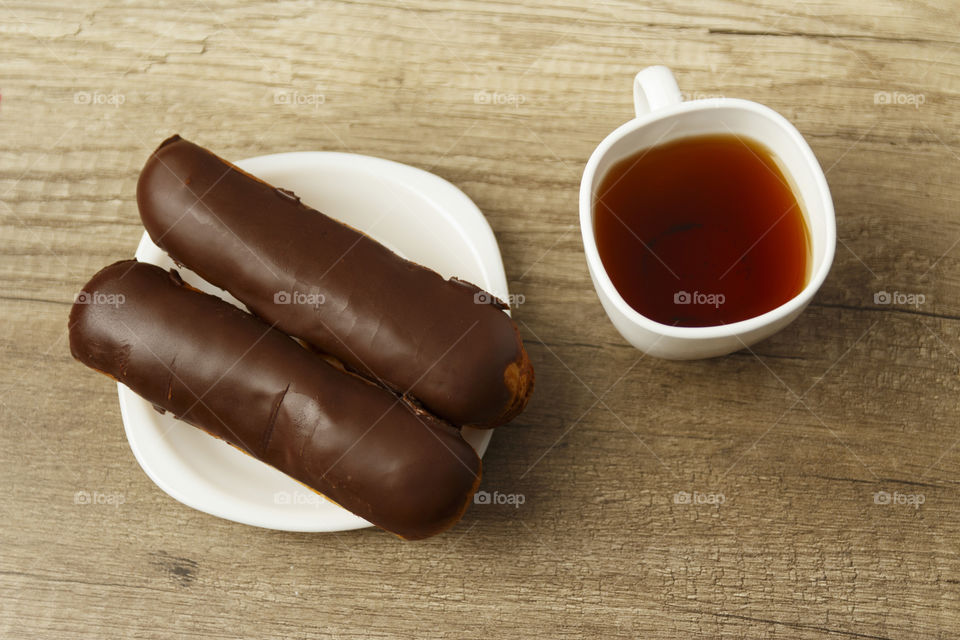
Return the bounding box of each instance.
[136,135,533,428]
[69,260,481,540]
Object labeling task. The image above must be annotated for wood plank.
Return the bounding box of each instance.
[1,0,959,638]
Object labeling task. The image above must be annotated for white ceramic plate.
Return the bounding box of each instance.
[118,151,508,532]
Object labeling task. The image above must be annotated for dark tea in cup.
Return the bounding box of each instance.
[594,133,810,327]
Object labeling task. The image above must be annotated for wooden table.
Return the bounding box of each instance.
[2,1,958,637]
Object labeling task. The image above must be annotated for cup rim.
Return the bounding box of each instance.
[579,97,836,340]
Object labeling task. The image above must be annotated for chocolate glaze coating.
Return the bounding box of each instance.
[136,135,533,427]
[68,260,481,540]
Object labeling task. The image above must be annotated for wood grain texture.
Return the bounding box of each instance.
[2,0,959,638]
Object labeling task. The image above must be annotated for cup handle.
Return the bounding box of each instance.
[633,66,683,117]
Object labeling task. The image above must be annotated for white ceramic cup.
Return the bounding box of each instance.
[579,66,836,360]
